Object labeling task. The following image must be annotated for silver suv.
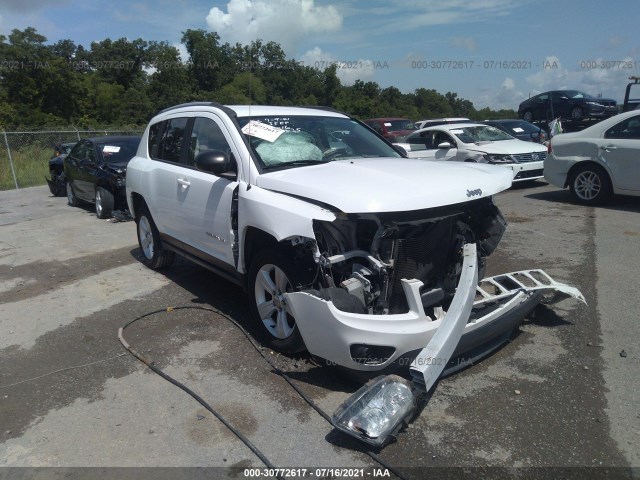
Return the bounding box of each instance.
[126,102,583,388]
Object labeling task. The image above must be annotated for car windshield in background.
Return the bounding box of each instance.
[97,138,140,163]
[452,125,514,143]
[238,116,402,170]
[566,90,592,99]
[498,121,541,134]
[387,120,417,131]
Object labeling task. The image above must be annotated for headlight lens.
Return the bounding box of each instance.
[483,154,515,164]
[332,375,417,446]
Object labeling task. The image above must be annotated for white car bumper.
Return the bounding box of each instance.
[285,245,585,374]
[504,160,544,182]
[544,155,576,188]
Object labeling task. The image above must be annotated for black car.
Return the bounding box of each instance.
[483,119,547,143]
[518,90,618,122]
[64,136,141,218]
[46,142,76,197]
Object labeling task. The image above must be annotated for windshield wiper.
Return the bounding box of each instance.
[263,159,329,170]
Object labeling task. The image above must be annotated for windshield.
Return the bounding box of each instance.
[96,138,140,163]
[387,119,417,131]
[564,90,593,99]
[451,125,514,143]
[238,116,402,170]
[495,120,540,134]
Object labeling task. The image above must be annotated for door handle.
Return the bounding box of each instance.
[177,178,191,187]
[600,145,617,151]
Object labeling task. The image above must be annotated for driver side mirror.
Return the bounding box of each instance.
[437,142,452,149]
[195,150,236,178]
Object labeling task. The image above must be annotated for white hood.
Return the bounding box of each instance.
[466,139,547,155]
[256,157,512,213]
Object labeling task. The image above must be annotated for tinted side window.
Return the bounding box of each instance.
[407,132,432,150]
[187,117,232,166]
[158,117,188,162]
[605,115,640,140]
[368,121,382,133]
[70,142,86,160]
[148,121,165,160]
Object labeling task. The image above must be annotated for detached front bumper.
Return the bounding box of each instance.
[285,244,585,376]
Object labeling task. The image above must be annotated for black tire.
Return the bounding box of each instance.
[248,249,309,353]
[571,107,584,120]
[135,205,175,269]
[66,181,79,207]
[569,163,612,205]
[522,110,533,123]
[95,187,114,219]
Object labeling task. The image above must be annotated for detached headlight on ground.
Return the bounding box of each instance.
[331,375,419,447]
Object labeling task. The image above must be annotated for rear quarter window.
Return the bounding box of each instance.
[148,117,189,162]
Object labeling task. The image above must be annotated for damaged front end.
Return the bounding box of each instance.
[284,196,584,378]
[282,196,584,447]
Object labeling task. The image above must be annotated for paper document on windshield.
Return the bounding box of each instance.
[242,120,285,143]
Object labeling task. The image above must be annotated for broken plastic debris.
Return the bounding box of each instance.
[620,350,627,358]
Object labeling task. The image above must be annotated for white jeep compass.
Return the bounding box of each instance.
[126,102,583,390]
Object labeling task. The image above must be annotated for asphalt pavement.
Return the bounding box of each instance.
[0,184,637,479]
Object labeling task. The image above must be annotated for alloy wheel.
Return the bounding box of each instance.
[254,263,295,339]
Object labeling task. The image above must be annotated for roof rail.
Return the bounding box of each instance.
[158,101,234,116]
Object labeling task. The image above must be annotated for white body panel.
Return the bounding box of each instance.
[256,158,512,213]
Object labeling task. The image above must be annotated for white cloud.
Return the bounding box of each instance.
[475,76,525,110]
[451,36,477,52]
[0,0,66,12]
[206,0,342,55]
[376,0,521,33]
[300,46,375,85]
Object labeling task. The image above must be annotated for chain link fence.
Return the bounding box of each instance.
[0,128,144,191]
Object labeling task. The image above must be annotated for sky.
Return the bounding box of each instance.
[1,0,639,111]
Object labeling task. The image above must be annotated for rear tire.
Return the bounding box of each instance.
[135,205,175,268]
[571,107,584,120]
[95,187,114,219]
[569,164,612,205]
[248,249,308,353]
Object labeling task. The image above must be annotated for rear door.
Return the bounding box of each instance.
[601,114,640,192]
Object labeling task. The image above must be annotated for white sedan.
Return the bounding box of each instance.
[394,123,547,182]
[545,110,640,204]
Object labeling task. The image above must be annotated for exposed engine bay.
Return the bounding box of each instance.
[298,197,506,318]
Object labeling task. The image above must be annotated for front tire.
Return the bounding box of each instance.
[67,181,79,207]
[248,249,308,353]
[569,164,612,205]
[95,187,114,219]
[135,205,175,268]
